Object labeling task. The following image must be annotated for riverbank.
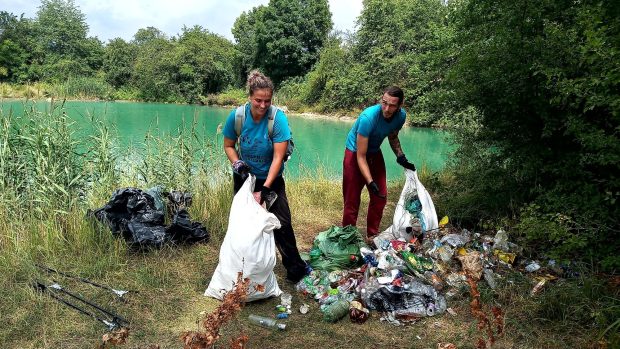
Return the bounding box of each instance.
[0,83,427,126]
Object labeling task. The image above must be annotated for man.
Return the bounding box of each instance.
[342,86,416,240]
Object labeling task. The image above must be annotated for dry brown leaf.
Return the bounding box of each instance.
[230,334,249,349]
[438,343,457,349]
[460,252,504,349]
[101,327,130,346]
[491,306,505,336]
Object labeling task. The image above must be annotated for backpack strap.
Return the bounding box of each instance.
[266,105,279,138]
[234,102,248,137]
[234,103,249,159]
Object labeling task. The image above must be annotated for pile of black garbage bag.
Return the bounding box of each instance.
[89,187,209,248]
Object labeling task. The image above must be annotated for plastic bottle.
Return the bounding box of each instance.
[248,314,286,330]
[322,299,350,323]
[483,268,497,289]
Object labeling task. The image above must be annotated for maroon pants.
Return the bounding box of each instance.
[342,149,388,237]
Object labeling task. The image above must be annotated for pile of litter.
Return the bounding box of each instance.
[291,170,565,325]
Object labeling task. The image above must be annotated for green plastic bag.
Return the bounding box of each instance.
[401,250,434,274]
[309,225,365,271]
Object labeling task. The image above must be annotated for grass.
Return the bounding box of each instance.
[0,106,617,349]
[0,79,113,101]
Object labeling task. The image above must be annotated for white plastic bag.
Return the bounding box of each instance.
[204,175,282,301]
[375,169,438,244]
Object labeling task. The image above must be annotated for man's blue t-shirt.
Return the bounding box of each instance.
[345,104,406,153]
[222,104,291,179]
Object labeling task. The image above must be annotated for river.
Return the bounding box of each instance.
[1,99,452,180]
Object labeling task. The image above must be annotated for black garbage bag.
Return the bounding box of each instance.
[90,187,209,247]
[367,286,432,312]
[165,190,193,214]
[127,221,168,247]
[166,209,209,244]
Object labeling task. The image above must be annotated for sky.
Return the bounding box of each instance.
[1,0,364,43]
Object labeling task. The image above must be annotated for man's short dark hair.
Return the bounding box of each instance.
[383,86,404,105]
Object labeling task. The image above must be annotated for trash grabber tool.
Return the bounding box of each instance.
[33,281,127,330]
[35,264,134,298]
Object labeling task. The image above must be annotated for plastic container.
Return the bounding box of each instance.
[322,299,350,323]
[483,268,497,289]
[248,314,286,330]
[280,292,292,307]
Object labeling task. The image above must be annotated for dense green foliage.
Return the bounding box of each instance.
[438,0,619,269]
[0,1,238,103]
[275,0,459,126]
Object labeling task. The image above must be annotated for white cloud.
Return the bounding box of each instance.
[0,0,363,42]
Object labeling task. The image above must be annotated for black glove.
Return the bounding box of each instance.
[260,186,278,209]
[232,160,250,179]
[396,154,416,171]
[367,181,386,199]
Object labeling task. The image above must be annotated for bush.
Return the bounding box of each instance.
[276,77,307,111]
[44,77,113,100]
[110,87,141,101]
[201,88,246,106]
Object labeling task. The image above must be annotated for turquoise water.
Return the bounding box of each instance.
[1,100,452,180]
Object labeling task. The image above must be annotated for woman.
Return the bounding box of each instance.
[222,70,307,283]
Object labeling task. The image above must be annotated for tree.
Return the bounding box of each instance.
[30,0,103,81]
[35,0,88,57]
[131,30,179,102]
[132,26,168,46]
[0,12,33,81]
[103,38,136,88]
[352,0,453,113]
[175,26,236,101]
[232,6,266,86]
[236,0,332,85]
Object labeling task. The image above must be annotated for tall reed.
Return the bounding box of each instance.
[0,102,233,265]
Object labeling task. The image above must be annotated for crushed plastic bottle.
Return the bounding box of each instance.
[483,268,497,289]
[441,233,470,247]
[248,314,286,330]
[280,292,292,307]
[322,299,350,323]
[437,245,454,262]
[525,261,541,273]
[493,230,510,251]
